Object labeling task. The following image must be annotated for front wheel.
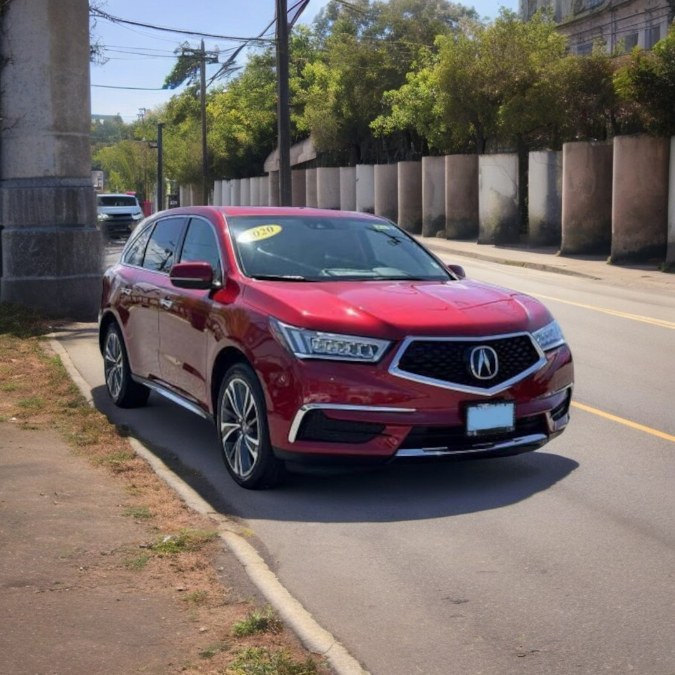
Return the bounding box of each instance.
[217,364,285,489]
[103,323,150,408]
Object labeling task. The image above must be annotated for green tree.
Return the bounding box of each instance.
[299,0,476,163]
[432,9,569,154]
[614,26,675,136]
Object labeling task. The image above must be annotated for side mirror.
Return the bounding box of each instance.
[447,264,466,280]
[170,261,214,290]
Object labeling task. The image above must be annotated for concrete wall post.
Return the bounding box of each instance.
[230,180,241,207]
[374,165,398,222]
[422,156,445,237]
[268,172,280,207]
[240,178,251,207]
[292,170,306,207]
[317,168,340,209]
[611,135,669,264]
[305,169,318,208]
[356,165,375,213]
[445,154,478,239]
[397,161,422,234]
[340,167,356,211]
[528,151,562,247]
[478,154,520,244]
[561,141,613,255]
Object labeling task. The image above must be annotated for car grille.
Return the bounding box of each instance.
[393,335,542,391]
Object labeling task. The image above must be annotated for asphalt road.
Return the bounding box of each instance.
[66,245,675,675]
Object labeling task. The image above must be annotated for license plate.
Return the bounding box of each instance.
[466,402,515,436]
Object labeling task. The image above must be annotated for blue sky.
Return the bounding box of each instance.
[90,0,519,122]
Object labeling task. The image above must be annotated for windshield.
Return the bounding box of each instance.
[227,215,451,282]
[98,195,139,207]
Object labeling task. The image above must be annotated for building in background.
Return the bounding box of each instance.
[520,0,673,54]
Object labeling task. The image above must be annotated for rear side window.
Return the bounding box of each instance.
[143,217,185,273]
[180,218,222,279]
[123,223,153,267]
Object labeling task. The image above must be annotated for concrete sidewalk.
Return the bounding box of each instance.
[416,236,675,291]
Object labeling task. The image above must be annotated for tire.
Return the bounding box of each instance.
[103,323,150,408]
[217,363,285,489]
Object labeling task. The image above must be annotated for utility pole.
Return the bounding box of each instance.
[157,122,164,212]
[276,0,292,206]
[178,42,218,205]
[199,39,209,205]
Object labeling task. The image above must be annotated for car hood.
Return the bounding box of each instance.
[244,279,551,338]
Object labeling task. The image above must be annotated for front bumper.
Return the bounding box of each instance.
[268,344,573,464]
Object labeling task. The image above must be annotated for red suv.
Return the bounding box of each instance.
[99,207,573,489]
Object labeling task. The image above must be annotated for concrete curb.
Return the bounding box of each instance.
[51,337,369,675]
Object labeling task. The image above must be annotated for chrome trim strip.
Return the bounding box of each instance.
[394,433,548,458]
[288,403,416,443]
[389,332,547,397]
[133,376,211,421]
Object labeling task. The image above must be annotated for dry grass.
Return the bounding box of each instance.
[0,302,330,675]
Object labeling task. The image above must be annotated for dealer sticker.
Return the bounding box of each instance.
[237,224,282,243]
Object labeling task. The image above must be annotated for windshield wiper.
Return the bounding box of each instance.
[250,274,309,281]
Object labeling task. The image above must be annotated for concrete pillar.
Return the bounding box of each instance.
[528,151,562,247]
[356,164,375,213]
[292,170,306,207]
[668,137,675,267]
[445,154,478,239]
[230,180,241,207]
[561,141,613,255]
[213,180,223,206]
[611,135,669,264]
[258,176,269,207]
[374,164,398,222]
[422,157,445,237]
[340,167,356,211]
[305,168,318,208]
[0,0,102,319]
[222,180,231,207]
[240,178,251,206]
[268,172,280,207]
[398,161,423,234]
[250,177,260,207]
[478,154,519,244]
[317,168,340,209]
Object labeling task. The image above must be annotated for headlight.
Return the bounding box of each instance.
[97,213,110,221]
[132,212,144,220]
[532,320,566,351]
[271,319,390,362]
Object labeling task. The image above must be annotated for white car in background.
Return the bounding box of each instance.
[97,193,144,239]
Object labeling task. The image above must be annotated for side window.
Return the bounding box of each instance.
[122,222,153,267]
[180,218,222,279]
[143,217,185,273]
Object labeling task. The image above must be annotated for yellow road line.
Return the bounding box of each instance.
[572,401,675,443]
[531,293,675,330]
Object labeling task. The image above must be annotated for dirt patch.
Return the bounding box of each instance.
[0,306,329,674]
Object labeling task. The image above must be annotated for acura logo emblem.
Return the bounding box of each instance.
[468,346,499,380]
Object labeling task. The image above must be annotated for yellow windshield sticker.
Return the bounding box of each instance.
[237,224,282,243]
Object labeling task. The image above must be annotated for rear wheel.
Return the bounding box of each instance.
[217,364,285,489]
[103,323,150,408]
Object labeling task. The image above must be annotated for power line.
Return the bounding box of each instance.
[91,7,274,44]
